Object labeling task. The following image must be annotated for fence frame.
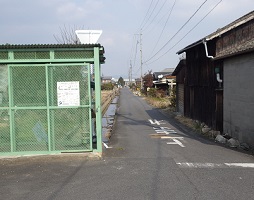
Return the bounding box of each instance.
[0,44,105,155]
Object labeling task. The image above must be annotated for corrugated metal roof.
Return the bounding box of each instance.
[0,43,102,49]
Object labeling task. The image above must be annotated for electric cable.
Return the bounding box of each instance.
[145,0,223,66]
[139,0,155,30]
[142,0,168,32]
[140,0,160,31]
[144,0,208,64]
[148,0,177,56]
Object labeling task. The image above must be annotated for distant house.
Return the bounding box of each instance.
[124,78,135,87]
[153,68,175,95]
[101,76,112,84]
[135,78,141,88]
[174,11,254,149]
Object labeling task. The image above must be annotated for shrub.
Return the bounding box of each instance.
[147,88,157,97]
[156,89,166,98]
[101,83,114,90]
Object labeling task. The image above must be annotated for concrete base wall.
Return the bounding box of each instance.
[223,52,254,148]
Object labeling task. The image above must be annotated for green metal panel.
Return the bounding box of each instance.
[0,63,93,155]
[0,45,105,155]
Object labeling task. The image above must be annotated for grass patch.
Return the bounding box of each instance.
[144,96,172,109]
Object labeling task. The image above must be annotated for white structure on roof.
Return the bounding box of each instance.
[75,30,102,44]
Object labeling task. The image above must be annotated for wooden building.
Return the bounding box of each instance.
[175,11,254,148]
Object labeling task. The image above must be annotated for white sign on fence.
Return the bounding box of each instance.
[57,81,80,106]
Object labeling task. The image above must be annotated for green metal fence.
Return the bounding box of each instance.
[0,63,93,154]
[0,44,105,155]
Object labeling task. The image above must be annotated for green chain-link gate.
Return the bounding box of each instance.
[0,44,105,156]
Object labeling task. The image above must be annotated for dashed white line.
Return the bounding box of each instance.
[224,163,254,168]
[177,162,254,168]
[161,136,184,139]
[167,139,185,147]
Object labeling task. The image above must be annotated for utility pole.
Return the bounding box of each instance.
[140,31,143,90]
[130,60,132,85]
[128,67,130,86]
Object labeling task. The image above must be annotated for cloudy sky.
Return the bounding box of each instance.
[0,0,253,79]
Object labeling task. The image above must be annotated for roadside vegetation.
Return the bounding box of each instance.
[131,70,176,110]
[143,88,176,110]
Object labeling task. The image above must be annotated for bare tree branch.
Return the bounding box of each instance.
[54,25,85,44]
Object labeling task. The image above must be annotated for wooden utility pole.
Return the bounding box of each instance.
[140,32,143,90]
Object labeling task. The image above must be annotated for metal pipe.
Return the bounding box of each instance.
[216,73,223,83]
[203,39,214,59]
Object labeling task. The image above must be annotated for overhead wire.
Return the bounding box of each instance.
[145,0,223,66]
[131,0,154,76]
[140,0,160,31]
[139,0,155,30]
[143,0,209,64]
[141,0,168,32]
[148,0,177,56]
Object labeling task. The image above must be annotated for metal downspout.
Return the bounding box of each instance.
[203,39,223,84]
[203,39,214,59]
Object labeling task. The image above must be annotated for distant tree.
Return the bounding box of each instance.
[142,70,153,94]
[118,77,125,87]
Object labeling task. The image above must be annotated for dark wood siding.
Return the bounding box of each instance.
[184,41,218,129]
[177,84,184,114]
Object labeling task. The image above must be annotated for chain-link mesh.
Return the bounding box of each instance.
[0,65,10,152]
[12,66,47,107]
[50,108,90,151]
[0,52,8,60]
[0,64,92,154]
[0,110,10,152]
[54,50,94,59]
[48,65,90,106]
[14,51,50,60]
[48,64,91,151]
[15,109,48,152]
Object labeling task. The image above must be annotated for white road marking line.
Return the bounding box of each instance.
[167,139,185,147]
[224,163,254,168]
[155,130,177,134]
[161,136,184,139]
[177,162,254,168]
[153,127,173,130]
[155,130,177,133]
[160,127,173,130]
[148,119,165,125]
[176,162,224,168]
[103,142,112,149]
[154,127,178,134]
[149,119,160,125]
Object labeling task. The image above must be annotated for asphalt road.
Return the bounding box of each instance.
[1,87,254,200]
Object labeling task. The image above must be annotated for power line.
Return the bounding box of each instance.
[140,0,160,31]
[144,0,209,64]
[139,0,154,29]
[148,0,177,57]
[145,0,223,66]
[142,0,168,32]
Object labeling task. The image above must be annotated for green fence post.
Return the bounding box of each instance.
[94,47,102,153]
